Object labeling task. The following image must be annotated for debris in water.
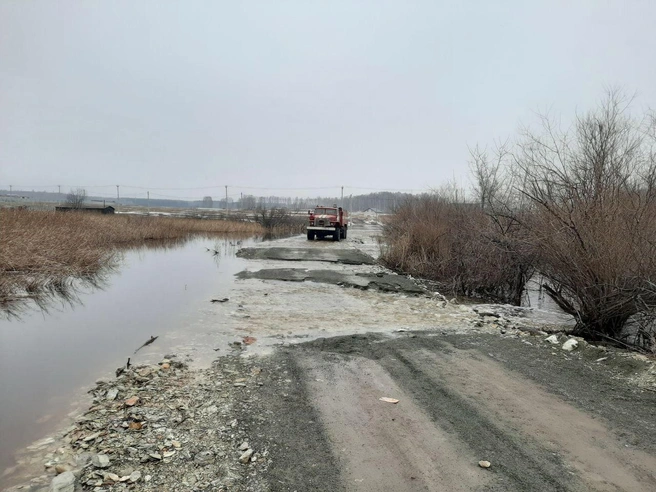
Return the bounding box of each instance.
[379,397,399,404]
[478,460,491,468]
[115,357,132,377]
[243,336,257,345]
[134,336,158,354]
[211,298,229,303]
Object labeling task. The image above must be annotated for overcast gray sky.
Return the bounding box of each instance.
[1,1,655,200]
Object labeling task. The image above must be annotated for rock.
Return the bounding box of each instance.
[194,450,214,464]
[161,363,171,370]
[239,449,254,464]
[104,472,120,482]
[545,335,559,344]
[125,396,139,406]
[49,471,75,492]
[83,431,101,442]
[105,388,119,400]
[239,442,250,451]
[91,454,110,469]
[475,308,499,318]
[54,464,71,474]
[478,460,491,468]
[562,339,579,351]
[129,470,142,483]
[148,452,162,460]
[74,453,93,467]
[145,475,152,482]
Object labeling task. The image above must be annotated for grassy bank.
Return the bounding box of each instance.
[0,209,264,312]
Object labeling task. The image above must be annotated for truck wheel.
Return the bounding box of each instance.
[307,231,315,240]
[333,228,341,241]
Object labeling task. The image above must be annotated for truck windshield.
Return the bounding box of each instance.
[314,208,337,215]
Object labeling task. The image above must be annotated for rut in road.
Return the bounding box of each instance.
[251,333,656,492]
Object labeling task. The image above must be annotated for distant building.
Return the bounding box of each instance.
[55,204,115,214]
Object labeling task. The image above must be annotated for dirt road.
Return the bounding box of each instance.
[230,222,656,491]
[6,222,656,491]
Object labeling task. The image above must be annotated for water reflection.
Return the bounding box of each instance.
[1,236,255,321]
[0,235,256,483]
[0,265,117,322]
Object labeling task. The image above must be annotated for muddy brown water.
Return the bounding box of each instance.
[0,237,256,476]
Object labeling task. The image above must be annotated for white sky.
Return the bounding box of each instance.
[1,1,655,200]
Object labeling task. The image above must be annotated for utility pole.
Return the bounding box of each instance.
[341,186,344,205]
[116,185,120,206]
[9,185,12,193]
[147,191,150,215]
[58,185,61,195]
[225,185,228,211]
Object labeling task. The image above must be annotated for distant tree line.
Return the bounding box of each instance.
[1,189,413,212]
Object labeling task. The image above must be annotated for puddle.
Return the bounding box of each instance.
[0,236,255,480]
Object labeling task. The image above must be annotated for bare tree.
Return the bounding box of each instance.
[469,143,505,210]
[241,195,257,210]
[514,89,656,349]
[201,196,213,208]
[65,188,87,209]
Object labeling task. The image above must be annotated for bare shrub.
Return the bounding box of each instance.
[514,90,656,350]
[382,192,534,304]
[253,205,305,237]
[65,188,87,208]
[383,90,656,351]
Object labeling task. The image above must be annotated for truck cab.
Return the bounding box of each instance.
[307,205,348,241]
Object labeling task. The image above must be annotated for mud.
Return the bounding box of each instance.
[236,247,375,265]
[235,268,426,294]
[269,332,656,491]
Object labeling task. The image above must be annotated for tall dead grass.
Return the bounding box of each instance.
[0,210,263,312]
[383,196,534,304]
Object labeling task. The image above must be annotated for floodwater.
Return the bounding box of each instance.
[0,237,255,477]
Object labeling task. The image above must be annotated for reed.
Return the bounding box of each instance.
[0,210,264,311]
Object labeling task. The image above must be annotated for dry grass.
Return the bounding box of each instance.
[382,196,534,305]
[0,209,264,312]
